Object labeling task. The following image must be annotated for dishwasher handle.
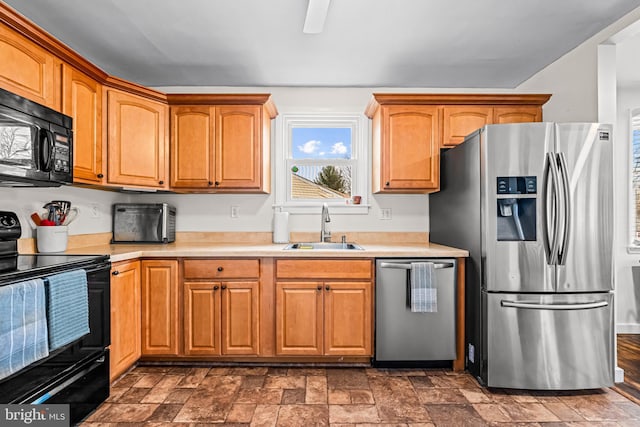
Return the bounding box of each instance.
[379,261,455,270]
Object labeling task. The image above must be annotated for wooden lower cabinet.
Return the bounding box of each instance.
[182,258,260,356]
[140,260,179,356]
[275,259,373,357]
[110,260,141,381]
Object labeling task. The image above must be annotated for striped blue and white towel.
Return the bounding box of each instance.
[45,269,89,351]
[410,262,437,313]
[0,279,49,380]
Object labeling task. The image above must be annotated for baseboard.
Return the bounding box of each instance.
[617,323,640,334]
[615,366,625,383]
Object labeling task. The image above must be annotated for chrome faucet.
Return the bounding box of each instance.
[320,203,331,242]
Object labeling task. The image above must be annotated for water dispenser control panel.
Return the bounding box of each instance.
[497,176,537,194]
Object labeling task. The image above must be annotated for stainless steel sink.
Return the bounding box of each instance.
[283,242,364,250]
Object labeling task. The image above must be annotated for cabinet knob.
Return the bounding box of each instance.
[325,285,330,291]
[159,180,164,185]
[97,173,104,179]
[385,181,390,186]
[217,266,223,272]
[208,181,213,186]
[112,271,119,276]
[213,285,219,290]
[317,286,322,291]
[214,181,220,186]
[221,285,227,290]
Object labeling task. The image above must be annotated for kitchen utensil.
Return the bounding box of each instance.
[61,207,79,225]
[52,200,71,223]
[30,212,42,226]
[42,202,62,225]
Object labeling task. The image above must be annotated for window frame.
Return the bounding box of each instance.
[274,112,369,214]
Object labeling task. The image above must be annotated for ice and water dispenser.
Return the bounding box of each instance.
[496,176,536,241]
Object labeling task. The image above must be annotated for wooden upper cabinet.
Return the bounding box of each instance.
[140,260,179,356]
[167,94,277,193]
[216,105,261,190]
[62,65,104,184]
[170,106,215,188]
[0,22,57,108]
[442,106,492,147]
[378,105,440,192]
[366,94,551,192]
[107,89,168,189]
[493,106,542,124]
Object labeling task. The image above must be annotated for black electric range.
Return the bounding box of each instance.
[0,211,112,424]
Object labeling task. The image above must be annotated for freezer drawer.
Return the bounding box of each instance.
[375,259,456,362]
[486,291,614,390]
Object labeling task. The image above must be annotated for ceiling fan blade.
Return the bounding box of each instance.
[303,0,331,34]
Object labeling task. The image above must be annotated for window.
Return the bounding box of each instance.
[631,108,640,246]
[275,113,368,213]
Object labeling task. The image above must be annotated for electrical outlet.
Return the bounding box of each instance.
[89,203,100,218]
[231,205,239,218]
[380,208,392,220]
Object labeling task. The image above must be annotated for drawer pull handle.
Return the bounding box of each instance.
[112,271,119,276]
[217,267,223,272]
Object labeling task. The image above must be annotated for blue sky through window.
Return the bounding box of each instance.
[292,127,352,159]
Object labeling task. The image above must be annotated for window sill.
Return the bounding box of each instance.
[627,245,640,254]
[274,204,370,215]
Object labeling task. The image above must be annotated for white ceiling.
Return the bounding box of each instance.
[4,0,640,88]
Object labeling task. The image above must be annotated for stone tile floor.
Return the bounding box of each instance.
[82,366,640,426]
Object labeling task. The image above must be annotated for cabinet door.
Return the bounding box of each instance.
[493,106,542,124]
[170,105,215,188]
[62,65,104,184]
[275,281,323,355]
[324,281,372,356]
[184,282,221,355]
[381,105,439,191]
[110,260,141,381]
[442,106,492,147]
[141,260,179,356]
[107,90,168,188]
[215,105,261,189]
[221,281,259,355]
[0,23,56,108]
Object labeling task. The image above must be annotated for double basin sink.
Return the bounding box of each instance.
[283,242,364,250]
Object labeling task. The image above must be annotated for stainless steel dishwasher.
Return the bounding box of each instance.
[374,258,457,366]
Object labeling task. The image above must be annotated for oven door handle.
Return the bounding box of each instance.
[379,261,454,270]
[30,355,106,404]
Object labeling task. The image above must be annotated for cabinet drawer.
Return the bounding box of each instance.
[276,259,372,280]
[183,259,259,279]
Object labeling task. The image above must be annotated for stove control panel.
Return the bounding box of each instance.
[0,211,21,241]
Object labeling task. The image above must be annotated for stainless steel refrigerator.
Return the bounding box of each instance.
[430,123,614,390]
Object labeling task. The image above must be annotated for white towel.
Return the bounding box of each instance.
[410,262,437,313]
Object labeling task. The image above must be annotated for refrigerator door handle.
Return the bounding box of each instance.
[557,152,571,265]
[378,261,455,270]
[543,152,560,264]
[500,300,608,310]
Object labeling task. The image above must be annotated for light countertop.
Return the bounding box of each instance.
[63,241,469,263]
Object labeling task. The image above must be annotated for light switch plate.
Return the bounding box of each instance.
[380,208,392,220]
[231,205,239,218]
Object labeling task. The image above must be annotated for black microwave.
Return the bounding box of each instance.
[0,87,73,187]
